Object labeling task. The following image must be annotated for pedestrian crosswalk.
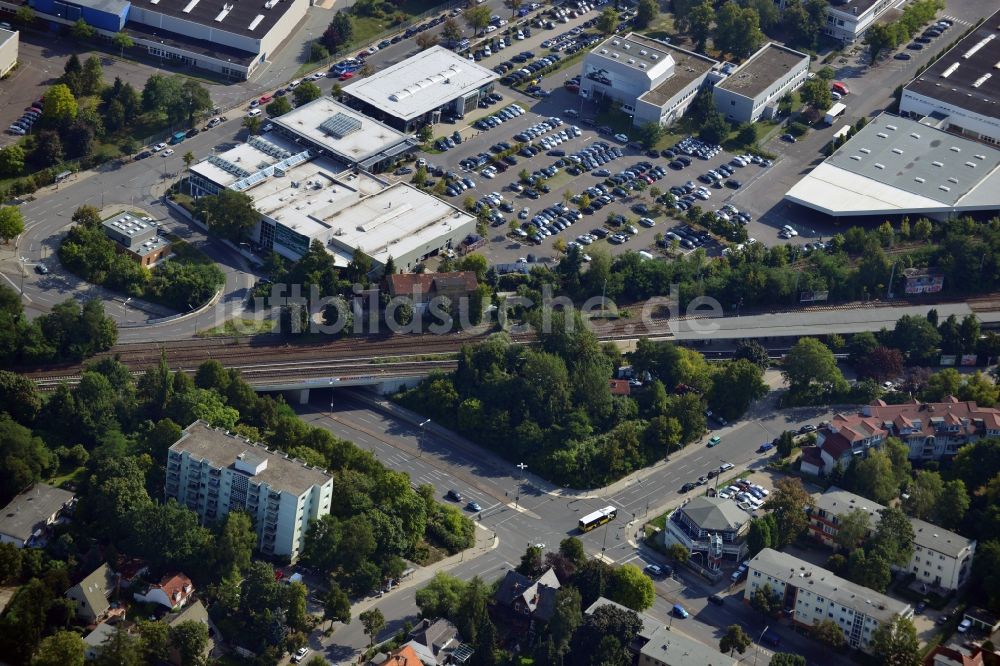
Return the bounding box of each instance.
[939,14,971,28]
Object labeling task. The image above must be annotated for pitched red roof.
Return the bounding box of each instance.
[383,645,422,666]
[800,446,824,471]
[820,431,854,459]
[154,572,194,604]
[385,271,478,297]
[608,379,631,396]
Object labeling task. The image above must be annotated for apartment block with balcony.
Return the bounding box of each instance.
[800,396,1000,476]
[746,549,912,653]
[807,487,976,592]
[166,420,332,560]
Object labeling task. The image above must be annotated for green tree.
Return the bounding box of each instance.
[517,544,545,577]
[933,479,969,530]
[775,430,795,458]
[179,79,212,125]
[266,96,292,117]
[15,5,34,27]
[293,81,322,106]
[81,55,103,96]
[597,7,619,34]
[635,122,664,149]
[708,358,768,421]
[870,614,920,666]
[323,582,351,629]
[359,608,385,647]
[70,18,96,40]
[112,31,134,57]
[903,470,943,520]
[688,2,715,50]
[864,23,898,63]
[764,478,812,547]
[463,5,492,35]
[747,516,773,556]
[568,605,641,666]
[285,581,309,632]
[0,206,25,243]
[892,314,941,362]
[713,1,764,58]
[216,510,255,577]
[609,563,655,611]
[851,450,899,504]
[750,582,782,617]
[699,109,730,145]
[782,337,846,394]
[667,543,690,564]
[169,620,208,666]
[834,507,871,550]
[32,630,86,666]
[634,0,658,29]
[811,619,846,648]
[243,114,263,135]
[197,189,259,241]
[43,83,78,126]
[0,145,26,177]
[871,506,915,567]
[800,78,833,109]
[770,655,807,666]
[320,11,353,52]
[719,624,752,656]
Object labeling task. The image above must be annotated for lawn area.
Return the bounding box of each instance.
[642,13,676,42]
[197,317,276,337]
[46,466,85,489]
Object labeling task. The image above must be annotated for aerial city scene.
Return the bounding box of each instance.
[0,0,998,662]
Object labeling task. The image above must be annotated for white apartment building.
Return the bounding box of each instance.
[580,33,718,128]
[166,420,333,560]
[807,487,976,592]
[900,11,1000,146]
[746,549,912,653]
[713,43,810,124]
[0,27,17,78]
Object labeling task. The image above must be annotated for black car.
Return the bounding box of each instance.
[445,489,464,502]
[680,482,696,492]
[185,128,200,138]
[34,263,49,275]
[134,150,152,160]
[708,594,725,606]
[894,52,912,60]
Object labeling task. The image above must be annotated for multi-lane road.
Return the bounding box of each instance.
[291,388,856,665]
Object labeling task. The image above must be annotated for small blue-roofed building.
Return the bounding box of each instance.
[31,0,129,32]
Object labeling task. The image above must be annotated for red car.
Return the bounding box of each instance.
[831,81,850,96]
[259,94,273,104]
[339,71,355,81]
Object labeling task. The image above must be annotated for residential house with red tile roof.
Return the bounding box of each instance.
[800,396,1000,476]
[385,272,479,304]
[608,379,631,396]
[133,572,195,611]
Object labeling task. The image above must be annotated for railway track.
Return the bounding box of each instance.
[20,295,1000,389]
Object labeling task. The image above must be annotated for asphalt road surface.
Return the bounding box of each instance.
[292,388,856,664]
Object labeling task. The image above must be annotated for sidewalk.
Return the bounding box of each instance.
[334,522,498,620]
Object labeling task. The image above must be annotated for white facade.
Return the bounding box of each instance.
[580,33,718,128]
[746,549,912,653]
[166,421,333,560]
[713,43,810,124]
[823,0,895,43]
[901,89,1000,146]
[0,28,17,78]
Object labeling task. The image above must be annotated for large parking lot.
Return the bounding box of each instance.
[417,96,774,266]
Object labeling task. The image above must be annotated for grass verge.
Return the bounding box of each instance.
[197,318,276,337]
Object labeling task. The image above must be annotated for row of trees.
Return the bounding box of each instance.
[672,0,827,53]
[864,0,945,63]
[397,323,767,486]
[0,284,117,366]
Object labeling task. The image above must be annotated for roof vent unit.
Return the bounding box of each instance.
[874,163,885,169]
[972,73,992,88]
[975,154,986,160]
[639,63,647,69]
[914,177,925,183]
[951,146,961,152]
[892,148,904,155]
[877,132,888,138]
[947,177,958,183]
[611,40,620,46]
[965,161,977,168]
[932,160,943,167]
[611,52,620,58]
[909,132,920,139]
[962,34,995,59]
[639,49,647,55]
[622,43,630,50]
[941,62,959,78]
[627,58,635,64]
[939,185,950,192]
[850,155,861,161]
[860,148,870,154]
[599,49,607,54]
[650,54,658,60]
[886,124,898,131]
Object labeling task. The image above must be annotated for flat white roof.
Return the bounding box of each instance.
[342,46,498,121]
[785,113,1000,216]
[270,96,414,163]
[324,182,475,266]
[189,133,305,189]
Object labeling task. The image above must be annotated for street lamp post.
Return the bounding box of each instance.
[417,419,430,458]
[122,297,132,324]
[713,460,727,493]
[514,462,527,508]
[753,625,770,666]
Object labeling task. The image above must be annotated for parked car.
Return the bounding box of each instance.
[445,489,464,502]
[707,435,721,447]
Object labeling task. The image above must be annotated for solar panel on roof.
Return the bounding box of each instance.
[320,113,362,139]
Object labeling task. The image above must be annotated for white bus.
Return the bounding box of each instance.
[578,506,617,532]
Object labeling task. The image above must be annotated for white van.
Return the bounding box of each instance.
[638,251,654,261]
